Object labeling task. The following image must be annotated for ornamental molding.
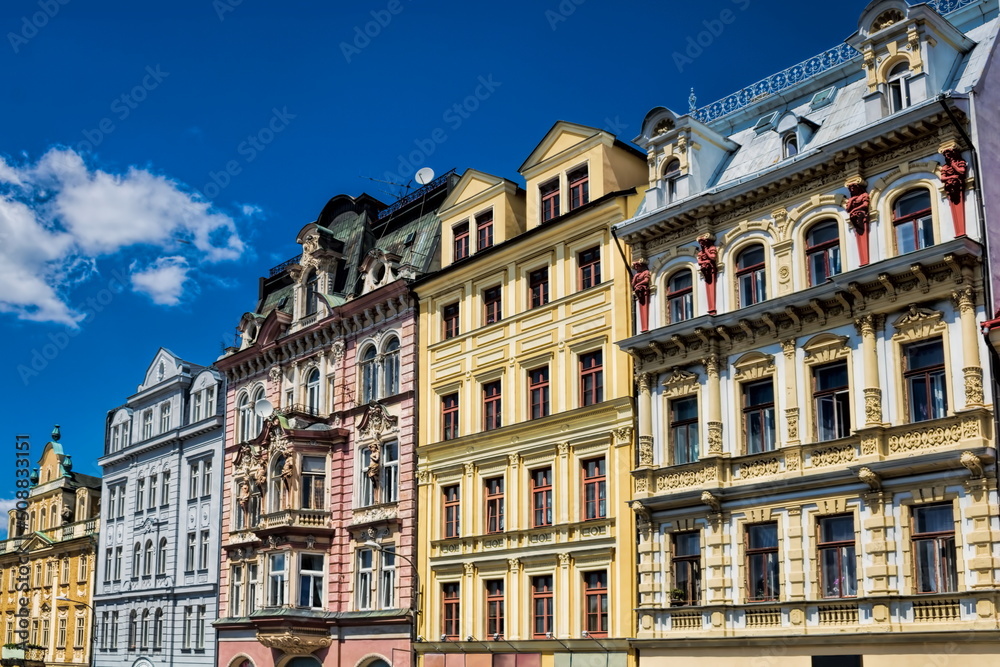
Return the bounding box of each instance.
[662,368,699,397]
[356,401,399,441]
[809,444,857,468]
[655,464,715,492]
[887,418,979,454]
[802,334,850,365]
[256,630,332,654]
[738,457,780,479]
[732,353,775,381]
[351,505,398,526]
[891,304,946,341]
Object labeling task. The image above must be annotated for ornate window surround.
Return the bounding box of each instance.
[889,304,953,424]
[896,491,964,596]
[661,368,701,467]
[722,232,775,314]
[800,334,854,445]
[731,352,778,456]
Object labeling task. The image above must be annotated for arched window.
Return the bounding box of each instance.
[132,543,141,578]
[736,245,767,306]
[666,270,694,324]
[306,368,320,415]
[805,220,841,285]
[153,609,163,650]
[140,609,150,649]
[238,393,252,443]
[663,158,681,204]
[143,540,153,576]
[157,538,168,575]
[360,346,379,404]
[782,132,798,158]
[252,386,266,436]
[269,456,287,513]
[383,337,400,397]
[893,189,933,254]
[305,271,319,316]
[887,62,911,113]
[127,610,137,650]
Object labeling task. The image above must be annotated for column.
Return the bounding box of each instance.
[637,373,654,468]
[780,339,800,445]
[854,315,884,426]
[702,355,723,456]
[953,287,984,406]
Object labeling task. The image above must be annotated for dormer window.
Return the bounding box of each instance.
[453,222,470,261]
[568,166,589,210]
[887,62,912,113]
[540,178,560,222]
[663,159,681,204]
[782,133,798,159]
[476,210,494,251]
[305,271,319,316]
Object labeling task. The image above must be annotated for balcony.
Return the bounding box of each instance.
[253,508,334,537]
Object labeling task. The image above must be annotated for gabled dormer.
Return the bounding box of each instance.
[634,107,740,213]
[289,223,345,322]
[518,121,646,230]
[436,169,525,267]
[847,0,975,122]
[138,348,187,392]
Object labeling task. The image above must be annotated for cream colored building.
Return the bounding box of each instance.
[615,1,1000,665]
[413,122,645,667]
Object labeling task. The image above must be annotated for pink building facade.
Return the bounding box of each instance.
[214,177,454,667]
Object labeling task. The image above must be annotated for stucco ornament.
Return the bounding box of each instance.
[845,181,871,265]
[357,402,399,440]
[940,148,968,204]
[696,234,718,314]
[631,260,651,333]
[960,451,984,478]
[256,630,331,654]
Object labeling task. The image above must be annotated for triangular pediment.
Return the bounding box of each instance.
[138,348,184,391]
[518,121,603,174]
[439,169,508,212]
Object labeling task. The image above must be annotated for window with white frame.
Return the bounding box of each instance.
[238,393,252,442]
[301,456,326,510]
[267,553,287,606]
[360,336,402,403]
[298,554,324,609]
[306,368,320,415]
[357,441,399,507]
[356,548,374,610]
[355,545,396,611]
[142,410,153,440]
[887,61,911,113]
[159,402,170,432]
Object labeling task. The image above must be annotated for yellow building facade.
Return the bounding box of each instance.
[1,427,101,667]
[413,122,646,667]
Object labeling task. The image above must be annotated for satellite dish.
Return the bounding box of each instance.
[414,167,435,185]
[254,399,274,419]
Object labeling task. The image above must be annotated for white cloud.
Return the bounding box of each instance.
[0,148,250,325]
[130,257,191,306]
[0,498,18,539]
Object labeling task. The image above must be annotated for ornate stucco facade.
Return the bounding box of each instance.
[214,174,453,667]
[93,349,224,667]
[1,427,101,667]
[616,1,1000,665]
[412,122,645,667]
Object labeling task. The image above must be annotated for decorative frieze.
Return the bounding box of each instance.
[809,444,856,467]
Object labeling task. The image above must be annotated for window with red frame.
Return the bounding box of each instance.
[531,575,553,638]
[540,179,560,222]
[582,457,606,520]
[442,582,460,639]
[442,485,460,538]
[893,189,934,254]
[443,303,460,340]
[568,166,589,210]
[483,286,502,325]
[580,351,603,406]
[483,381,502,431]
[531,467,553,527]
[904,339,947,422]
[736,245,767,306]
[528,366,550,419]
[485,579,505,637]
[666,270,694,324]
[529,267,549,308]
[746,522,779,601]
[913,503,957,593]
[806,220,841,285]
[442,393,459,441]
[578,247,601,289]
[453,222,470,261]
[583,570,609,636]
[476,210,494,250]
[484,477,504,534]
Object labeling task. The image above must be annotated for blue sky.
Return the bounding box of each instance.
[0,0,855,521]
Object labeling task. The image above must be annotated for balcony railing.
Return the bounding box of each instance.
[269,254,302,277]
[257,508,331,530]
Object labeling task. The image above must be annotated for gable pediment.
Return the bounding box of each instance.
[519,121,603,175]
[138,348,184,391]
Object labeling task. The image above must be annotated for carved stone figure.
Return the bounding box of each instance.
[631,260,651,332]
[845,181,871,265]
[281,457,295,489]
[366,442,381,482]
[238,482,250,513]
[940,148,968,204]
[696,234,718,314]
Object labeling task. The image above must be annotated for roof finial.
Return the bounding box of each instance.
[51,425,61,442]
[689,88,698,114]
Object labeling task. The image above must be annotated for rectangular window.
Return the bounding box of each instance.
[540,178,560,222]
[443,303,460,339]
[568,165,589,210]
[382,441,399,503]
[185,533,195,572]
[453,222,470,261]
[110,611,118,649]
[148,474,157,509]
[230,564,244,617]
[142,411,152,439]
[299,554,324,609]
[904,339,948,422]
[202,459,212,497]
[78,555,87,582]
[483,380,502,431]
[670,396,699,464]
[199,530,210,570]
[247,563,259,615]
[743,379,776,454]
[531,575,554,638]
[160,471,169,507]
[746,523,780,601]
[672,532,701,605]
[268,553,287,606]
[485,477,505,534]
[301,456,326,509]
[100,612,108,650]
[136,478,146,512]
[529,267,549,308]
[578,246,601,289]
[528,366,550,419]
[483,286,502,325]
[443,485,460,538]
[476,209,494,250]
[192,392,202,422]
[160,402,170,433]
[379,546,396,609]
[583,570,608,636]
[358,447,375,507]
[195,606,205,649]
[814,362,850,441]
[580,351,604,406]
[913,504,957,593]
[818,515,857,598]
[114,547,122,581]
[532,467,553,527]
[117,483,126,517]
[57,617,66,648]
[442,394,459,441]
[61,557,69,583]
[104,548,112,582]
[182,607,192,649]
[486,579,505,638]
[356,548,373,610]
[75,616,84,647]
[442,582,461,640]
[189,463,199,500]
[582,458,607,520]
